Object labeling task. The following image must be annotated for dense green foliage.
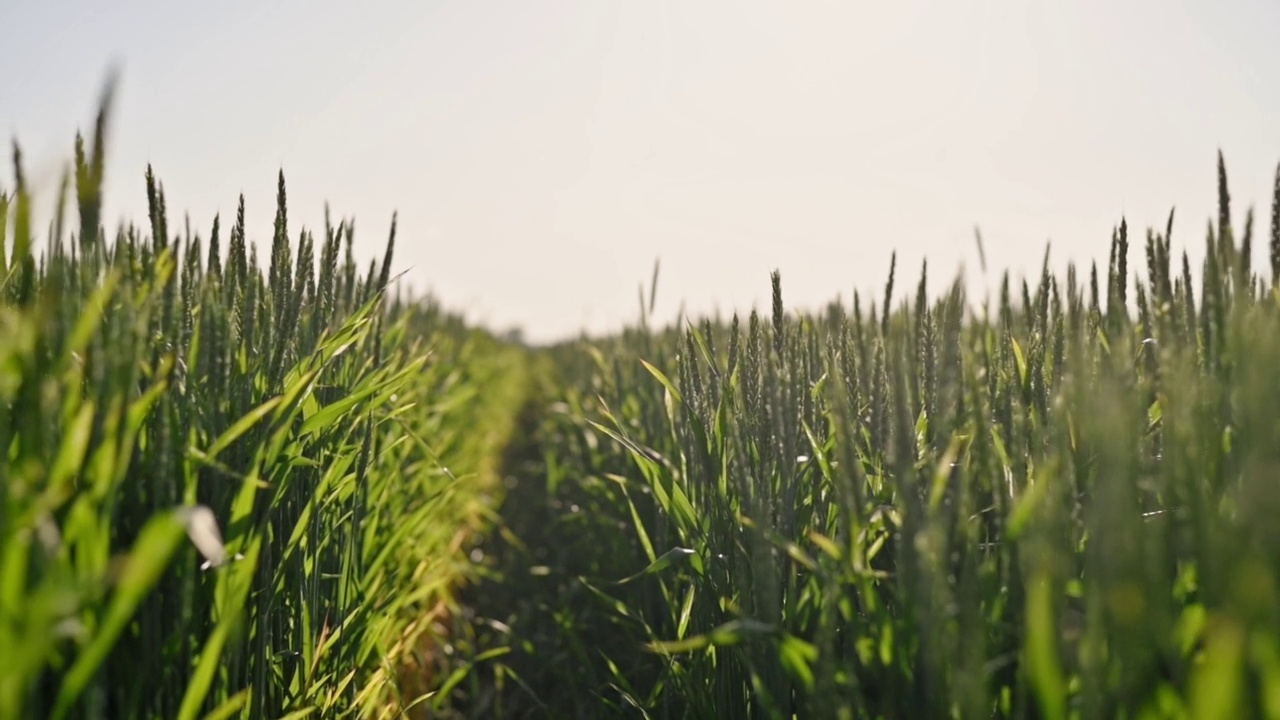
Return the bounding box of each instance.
[13,86,1280,720]
[447,156,1280,719]
[0,92,524,719]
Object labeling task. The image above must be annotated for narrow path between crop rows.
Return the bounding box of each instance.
[438,361,666,719]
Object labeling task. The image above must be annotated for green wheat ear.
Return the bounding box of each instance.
[1270,161,1280,286]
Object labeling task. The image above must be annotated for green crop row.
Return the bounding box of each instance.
[0,90,521,719]
[451,155,1280,720]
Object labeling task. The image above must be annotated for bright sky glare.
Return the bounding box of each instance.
[4,0,1279,343]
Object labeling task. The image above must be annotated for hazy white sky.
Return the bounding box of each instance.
[4,0,1278,343]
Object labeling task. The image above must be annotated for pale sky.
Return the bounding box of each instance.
[4,0,1278,344]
